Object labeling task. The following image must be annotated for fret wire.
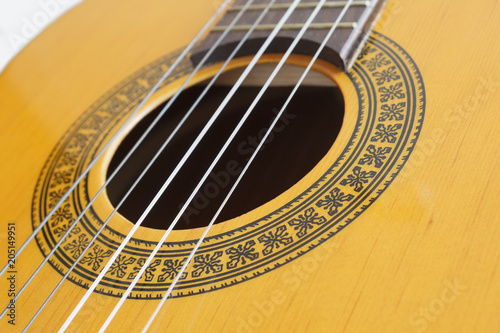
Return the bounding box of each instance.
[212,22,357,32]
[228,0,369,11]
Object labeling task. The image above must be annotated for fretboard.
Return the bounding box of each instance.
[192,0,387,71]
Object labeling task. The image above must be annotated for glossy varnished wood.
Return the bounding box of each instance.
[0,0,500,332]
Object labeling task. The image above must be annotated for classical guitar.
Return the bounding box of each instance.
[1,0,499,332]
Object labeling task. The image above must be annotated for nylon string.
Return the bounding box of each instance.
[2,0,251,324]
[141,0,355,330]
[57,1,301,331]
[19,0,276,330]
[3,0,247,316]
[0,0,233,280]
[99,0,351,330]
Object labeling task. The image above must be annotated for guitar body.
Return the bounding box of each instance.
[1,0,499,332]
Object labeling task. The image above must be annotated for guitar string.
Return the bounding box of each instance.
[21,0,277,330]
[98,0,341,330]
[0,0,233,280]
[58,1,302,331]
[141,1,355,330]
[1,0,257,324]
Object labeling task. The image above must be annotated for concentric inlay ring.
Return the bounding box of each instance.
[32,32,425,298]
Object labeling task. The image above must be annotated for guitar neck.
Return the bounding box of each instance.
[192,0,387,71]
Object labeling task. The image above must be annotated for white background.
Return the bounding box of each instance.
[0,0,82,73]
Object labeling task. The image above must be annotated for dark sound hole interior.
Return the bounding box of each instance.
[106,76,344,230]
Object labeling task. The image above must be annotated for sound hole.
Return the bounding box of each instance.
[106,67,344,230]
